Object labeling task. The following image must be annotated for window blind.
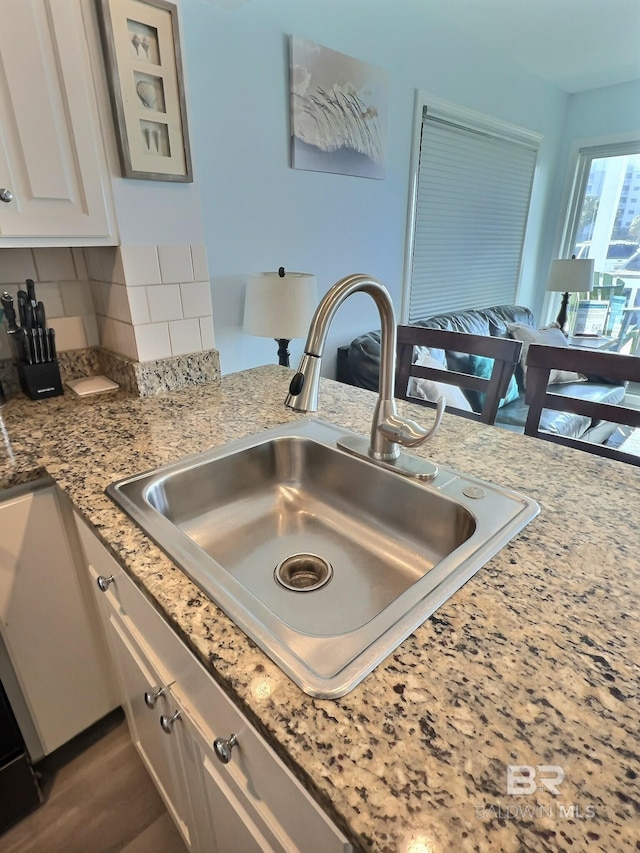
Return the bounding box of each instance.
[408,111,539,322]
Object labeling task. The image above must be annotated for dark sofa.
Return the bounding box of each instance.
[336,304,626,442]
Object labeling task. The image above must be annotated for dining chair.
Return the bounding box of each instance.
[396,325,522,425]
[524,343,640,465]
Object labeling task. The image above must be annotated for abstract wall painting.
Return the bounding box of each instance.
[289,37,388,180]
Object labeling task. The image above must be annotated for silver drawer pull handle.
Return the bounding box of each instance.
[96,574,114,591]
[213,733,238,764]
[144,686,165,708]
[0,188,13,203]
[160,710,181,733]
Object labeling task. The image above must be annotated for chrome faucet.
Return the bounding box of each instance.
[285,273,444,479]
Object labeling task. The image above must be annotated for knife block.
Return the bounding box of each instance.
[17,360,64,400]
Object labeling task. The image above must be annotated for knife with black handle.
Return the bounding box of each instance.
[31,329,40,364]
[17,290,28,329]
[1,292,18,332]
[22,328,32,364]
[1,291,24,360]
[25,279,39,329]
[26,278,36,307]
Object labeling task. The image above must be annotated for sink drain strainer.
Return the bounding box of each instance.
[274,553,333,592]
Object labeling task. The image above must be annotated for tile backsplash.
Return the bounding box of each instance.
[0,247,97,361]
[0,243,216,366]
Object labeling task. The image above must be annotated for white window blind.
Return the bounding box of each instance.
[408,107,539,322]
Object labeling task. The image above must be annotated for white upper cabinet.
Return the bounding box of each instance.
[0,0,116,245]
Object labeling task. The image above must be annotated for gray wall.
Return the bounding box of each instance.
[180,0,587,376]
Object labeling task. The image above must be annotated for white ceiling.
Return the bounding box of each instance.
[430,0,640,94]
[199,0,640,93]
[197,0,640,93]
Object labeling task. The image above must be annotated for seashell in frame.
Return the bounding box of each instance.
[136,81,157,109]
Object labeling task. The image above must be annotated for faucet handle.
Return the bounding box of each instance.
[378,394,445,448]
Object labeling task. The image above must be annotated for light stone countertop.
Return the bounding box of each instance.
[0,365,638,853]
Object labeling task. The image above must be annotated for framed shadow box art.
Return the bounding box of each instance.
[96,0,193,181]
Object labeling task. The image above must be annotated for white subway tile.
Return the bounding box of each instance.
[50,316,88,350]
[33,248,76,281]
[60,281,95,316]
[169,318,201,356]
[135,323,172,361]
[120,245,161,286]
[147,284,182,322]
[35,282,64,319]
[158,244,194,284]
[0,249,36,284]
[97,317,137,360]
[72,249,88,280]
[114,320,138,360]
[82,313,100,347]
[103,282,131,323]
[180,281,212,318]
[199,315,216,350]
[110,250,126,285]
[90,280,106,316]
[127,286,150,325]
[85,247,106,281]
[191,244,209,281]
[85,247,124,284]
[96,314,113,351]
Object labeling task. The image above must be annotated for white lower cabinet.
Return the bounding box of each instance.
[74,512,351,853]
[0,483,118,759]
[105,611,196,848]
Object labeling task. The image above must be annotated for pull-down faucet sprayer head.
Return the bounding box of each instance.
[285,353,322,412]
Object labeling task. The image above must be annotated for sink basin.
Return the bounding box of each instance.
[107,418,539,698]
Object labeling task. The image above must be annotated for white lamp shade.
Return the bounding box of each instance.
[243,272,317,339]
[546,258,594,293]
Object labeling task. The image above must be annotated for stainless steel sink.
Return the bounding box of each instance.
[107,418,539,698]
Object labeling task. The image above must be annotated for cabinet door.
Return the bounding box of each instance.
[0,486,118,757]
[200,751,278,853]
[0,0,114,241]
[105,611,195,850]
[178,699,297,853]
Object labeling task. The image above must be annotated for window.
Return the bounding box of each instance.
[565,143,640,271]
[403,96,540,322]
[561,142,640,329]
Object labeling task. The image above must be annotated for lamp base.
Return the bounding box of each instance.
[556,291,570,333]
[276,338,291,367]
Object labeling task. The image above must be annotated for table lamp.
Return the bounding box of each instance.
[243,268,317,366]
[546,257,595,333]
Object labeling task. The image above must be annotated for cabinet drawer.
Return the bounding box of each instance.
[74,514,351,853]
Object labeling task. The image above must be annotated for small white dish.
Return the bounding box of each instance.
[66,375,119,396]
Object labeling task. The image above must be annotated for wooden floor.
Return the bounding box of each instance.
[0,710,187,853]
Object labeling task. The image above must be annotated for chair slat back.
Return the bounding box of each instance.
[396,326,522,425]
[524,343,640,466]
